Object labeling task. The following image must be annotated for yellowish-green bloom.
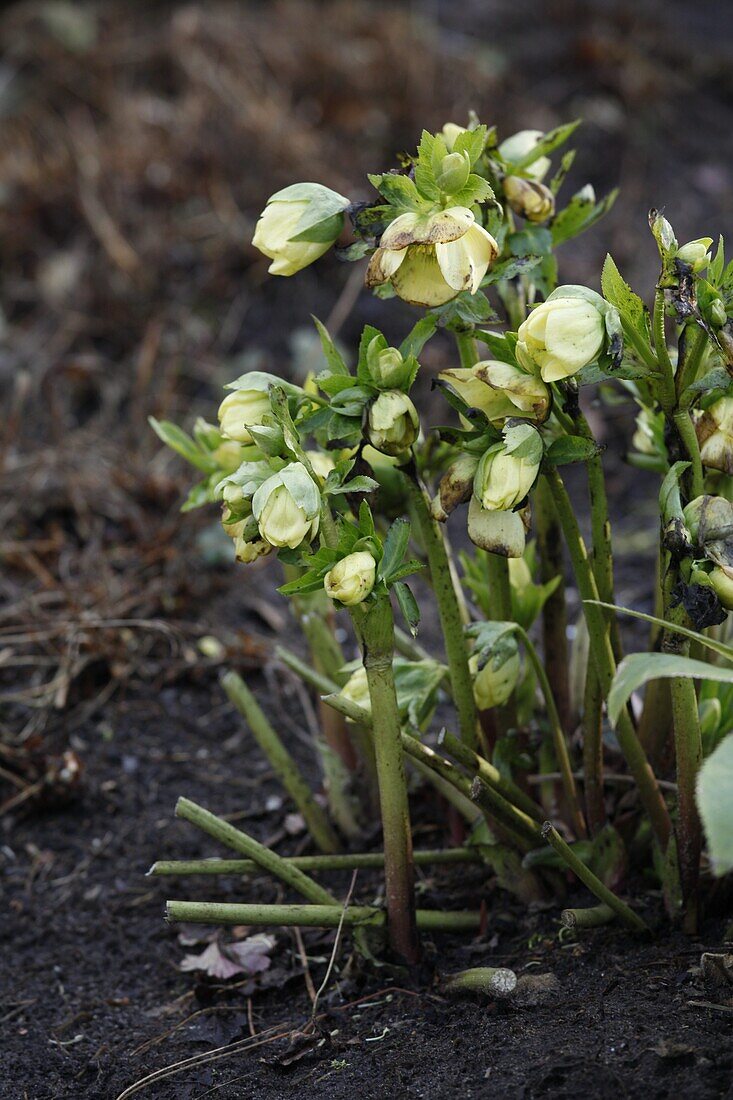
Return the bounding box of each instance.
[502,176,555,223]
[474,424,543,512]
[340,665,371,719]
[306,450,336,481]
[516,289,608,382]
[252,183,349,276]
[441,123,467,151]
[366,207,498,308]
[470,642,520,710]
[499,129,551,182]
[367,391,419,456]
[324,551,377,607]
[438,360,550,424]
[695,396,733,475]
[676,237,713,272]
[252,462,320,549]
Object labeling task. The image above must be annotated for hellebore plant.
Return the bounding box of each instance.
[150,115,733,967]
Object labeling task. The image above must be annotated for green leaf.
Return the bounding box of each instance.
[149,417,213,473]
[452,125,487,167]
[326,475,379,496]
[473,330,518,364]
[507,227,553,258]
[394,581,420,636]
[659,460,691,524]
[601,255,647,334]
[385,558,425,584]
[399,315,437,360]
[697,732,733,875]
[551,188,618,246]
[586,601,733,663]
[367,172,423,210]
[379,518,411,582]
[680,366,731,406]
[607,652,733,727]
[312,317,349,376]
[481,255,543,287]
[546,436,602,466]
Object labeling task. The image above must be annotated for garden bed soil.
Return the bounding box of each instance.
[2,670,732,1100]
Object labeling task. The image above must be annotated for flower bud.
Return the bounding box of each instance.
[709,299,727,328]
[676,237,713,272]
[516,288,609,383]
[252,182,349,276]
[366,338,408,389]
[218,388,272,444]
[441,123,467,152]
[474,423,543,512]
[502,176,555,223]
[324,551,377,606]
[695,397,733,475]
[474,360,550,422]
[212,440,248,474]
[435,151,472,194]
[470,640,521,710]
[252,462,320,549]
[367,391,419,456]
[498,130,551,182]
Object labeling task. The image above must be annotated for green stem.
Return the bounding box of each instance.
[276,645,338,696]
[485,545,512,620]
[470,777,544,852]
[676,323,707,399]
[533,478,572,730]
[662,575,703,928]
[541,822,648,933]
[406,469,479,749]
[221,671,341,854]
[454,330,480,370]
[438,730,545,822]
[672,410,705,499]
[543,468,671,847]
[515,625,586,838]
[357,595,419,963]
[582,661,607,834]
[166,901,482,932]
[175,797,336,905]
[653,288,677,412]
[149,848,482,877]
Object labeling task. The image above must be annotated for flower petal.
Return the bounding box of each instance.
[390,245,456,306]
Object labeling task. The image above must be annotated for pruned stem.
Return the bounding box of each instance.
[438,730,544,823]
[149,848,482,877]
[221,672,341,854]
[561,903,615,930]
[470,777,544,852]
[166,900,482,931]
[541,822,648,933]
[443,967,517,999]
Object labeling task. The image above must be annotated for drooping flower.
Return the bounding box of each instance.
[516,288,611,383]
[252,462,320,549]
[366,207,498,308]
[252,183,349,276]
[695,396,733,475]
[367,391,419,456]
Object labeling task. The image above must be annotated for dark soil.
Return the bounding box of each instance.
[2,667,732,1100]
[2,1,733,1098]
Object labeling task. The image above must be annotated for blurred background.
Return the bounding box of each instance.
[1,0,732,745]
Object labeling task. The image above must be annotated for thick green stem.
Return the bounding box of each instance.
[406,469,478,749]
[166,901,482,931]
[149,848,482,877]
[662,575,703,928]
[541,823,648,933]
[672,411,705,499]
[221,671,341,854]
[358,595,419,963]
[534,478,572,730]
[653,288,677,412]
[582,662,607,834]
[443,967,517,998]
[543,468,671,847]
[454,330,480,370]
